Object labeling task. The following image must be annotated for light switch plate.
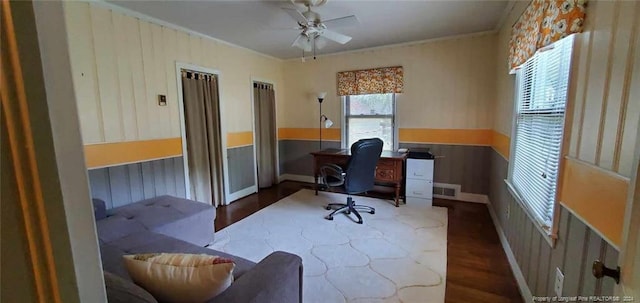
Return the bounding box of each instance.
[158,95,167,106]
[554,267,564,297]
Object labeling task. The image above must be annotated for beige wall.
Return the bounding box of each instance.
[281,33,497,130]
[493,2,528,137]
[493,0,640,178]
[64,2,284,144]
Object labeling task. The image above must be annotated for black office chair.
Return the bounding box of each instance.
[321,138,383,224]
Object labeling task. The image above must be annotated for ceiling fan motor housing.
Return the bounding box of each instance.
[291,0,328,8]
[302,10,322,24]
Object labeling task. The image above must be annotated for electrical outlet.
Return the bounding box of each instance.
[506,204,510,219]
[554,267,564,297]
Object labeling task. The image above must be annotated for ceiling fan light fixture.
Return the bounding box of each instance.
[292,34,313,52]
[282,1,357,60]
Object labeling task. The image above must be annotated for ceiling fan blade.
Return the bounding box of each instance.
[320,29,352,44]
[322,15,359,28]
[282,8,308,25]
[315,36,328,50]
[292,34,312,52]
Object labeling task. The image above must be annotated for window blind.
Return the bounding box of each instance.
[510,35,574,230]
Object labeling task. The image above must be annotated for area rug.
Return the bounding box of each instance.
[209,189,448,303]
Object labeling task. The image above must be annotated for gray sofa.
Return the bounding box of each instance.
[93,195,303,303]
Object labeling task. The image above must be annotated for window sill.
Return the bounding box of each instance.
[503,179,557,248]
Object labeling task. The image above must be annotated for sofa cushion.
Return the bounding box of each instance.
[109,195,215,246]
[93,198,107,220]
[123,253,235,303]
[104,271,158,303]
[100,231,256,281]
[96,216,148,243]
[101,244,133,280]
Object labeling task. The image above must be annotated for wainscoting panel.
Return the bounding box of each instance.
[278,140,340,176]
[88,157,186,209]
[227,145,255,193]
[400,143,491,195]
[279,140,491,196]
[489,149,618,297]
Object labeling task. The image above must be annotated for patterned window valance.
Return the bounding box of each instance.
[509,0,586,71]
[337,66,403,96]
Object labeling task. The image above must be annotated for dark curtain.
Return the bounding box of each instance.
[182,72,224,206]
[253,82,277,188]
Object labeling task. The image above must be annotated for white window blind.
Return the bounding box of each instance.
[344,93,396,151]
[509,35,574,230]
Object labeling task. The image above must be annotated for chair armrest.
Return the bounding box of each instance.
[321,163,345,175]
[209,251,303,303]
[320,164,346,188]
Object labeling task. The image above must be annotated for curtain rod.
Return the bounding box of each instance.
[181,70,217,80]
[253,82,274,90]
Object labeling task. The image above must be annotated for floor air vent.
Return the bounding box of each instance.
[433,183,460,199]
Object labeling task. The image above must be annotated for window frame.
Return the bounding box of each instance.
[341,93,398,151]
[506,35,575,247]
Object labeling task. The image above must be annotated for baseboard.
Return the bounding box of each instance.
[456,192,489,204]
[279,175,489,204]
[487,201,533,303]
[278,174,316,184]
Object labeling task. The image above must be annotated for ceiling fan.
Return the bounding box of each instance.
[282,0,358,58]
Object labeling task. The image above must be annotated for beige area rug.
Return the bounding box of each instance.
[209,189,448,303]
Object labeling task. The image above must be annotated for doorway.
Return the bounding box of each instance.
[252,81,278,188]
[176,64,226,207]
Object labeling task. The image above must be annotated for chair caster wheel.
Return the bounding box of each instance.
[325,206,332,210]
[370,210,375,214]
[346,211,351,214]
[325,216,333,221]
[357,220,363,224]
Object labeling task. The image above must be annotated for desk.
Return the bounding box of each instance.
[311,149,408,207]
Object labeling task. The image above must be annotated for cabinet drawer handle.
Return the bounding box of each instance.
[413,172,424,176]
[412,191,423,195]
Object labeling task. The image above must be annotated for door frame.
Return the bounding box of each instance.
[175,62,232,205]
[616,112,640,297]
[250,77,281,188]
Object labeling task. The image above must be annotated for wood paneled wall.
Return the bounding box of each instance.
[490,151,619,298]
[568,0,640,177]
[495,0,640,178]
[227,145,256,193]
[88,157,186,209]
[489,0,640,296]
[63,2,283,144]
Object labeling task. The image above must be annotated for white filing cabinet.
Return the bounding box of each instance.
[405,158,434,206]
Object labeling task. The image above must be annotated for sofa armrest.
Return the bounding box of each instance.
[210,251,303,303]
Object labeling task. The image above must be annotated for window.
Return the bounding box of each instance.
[508,35,574,232]
[343,93,396,151]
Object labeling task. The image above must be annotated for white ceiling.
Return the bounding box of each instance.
[108,0,509,59]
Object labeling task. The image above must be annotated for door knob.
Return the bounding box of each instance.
[592,260,620,284]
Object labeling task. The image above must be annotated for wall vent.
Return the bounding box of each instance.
[433,183,461,199]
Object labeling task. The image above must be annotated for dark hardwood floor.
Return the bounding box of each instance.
[215,181,523,303]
